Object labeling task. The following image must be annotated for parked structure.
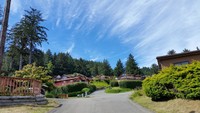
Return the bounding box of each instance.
[54,73,91,87]
[156,50,200,70]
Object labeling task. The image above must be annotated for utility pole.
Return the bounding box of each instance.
[0,0,11,72]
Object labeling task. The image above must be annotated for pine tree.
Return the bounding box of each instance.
[125,54,139,75]
[114,59,124,77]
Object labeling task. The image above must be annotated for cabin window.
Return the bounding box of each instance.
[174,61,189,66]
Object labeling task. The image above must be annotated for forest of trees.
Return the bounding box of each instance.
[0,7,158,77]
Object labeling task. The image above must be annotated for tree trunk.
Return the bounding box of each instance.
[9,56,13,70]
[29,42,33,64]
[19,54,23,70]
[0,0,11,72]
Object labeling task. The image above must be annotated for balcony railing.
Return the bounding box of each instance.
[0,76,41,96]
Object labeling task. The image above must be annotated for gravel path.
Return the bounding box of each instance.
[49,90,154,113]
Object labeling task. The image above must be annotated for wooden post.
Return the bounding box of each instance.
[0,0,11,72]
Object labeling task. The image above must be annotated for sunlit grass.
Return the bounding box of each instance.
[131,89,200,113]
[0,99,59,113]
[105,87,132,93]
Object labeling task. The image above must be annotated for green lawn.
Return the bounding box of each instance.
[105,87,132,93]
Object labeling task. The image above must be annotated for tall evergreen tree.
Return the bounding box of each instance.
[100,59,113,76]
[114,59,124,77]
[125,54,139,75]
[23,7,48,64]
[44,49,53,65]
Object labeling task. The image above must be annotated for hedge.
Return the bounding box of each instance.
[110,80,119,87]
[119,80,142,89]
[45,82,96,98]
[143,61,200,101]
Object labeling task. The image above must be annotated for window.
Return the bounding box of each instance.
[174,61,189,66]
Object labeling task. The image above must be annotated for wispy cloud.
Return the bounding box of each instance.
[10,0,22,14]
[66,43,75,53]
[8,0,200,67]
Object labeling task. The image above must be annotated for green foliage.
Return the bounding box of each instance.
[114,59,124,77]
[82,88,90,92]
[143,61,200,101]
[87,84,96,93]
[131,89,144,99]
[44,81,56,92]
[67,82,88,92]
[110,80,119,87]
[140,64,159,76]
[119,80,142,89]
[105,87,131,93]
[125,54,139,75]
[91,81,109,89]
[68,91,84,97]
[15,63,51,83]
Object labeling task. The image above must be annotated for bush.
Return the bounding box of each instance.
[131,89,144,99]
[91,81,109,89]
[88,84,96,93]
[82,88,90,92]
[66,82,88,92]
[68,91,84,97]
[45,92,54,98]
[143,61,200,101]
[110,80,119,87]
[119,80,142,89]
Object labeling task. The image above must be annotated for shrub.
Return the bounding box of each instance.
[110,80,119,87]
[87,84,96,93]
[66,82,88,92]
[15,63,51,83]
[131,89,144,99]
[45,92,54,98]
[91,81,109,89]
[82,88,90,92]
[143,61,200,101]
[119,80,142,89]
[68,91,84,97]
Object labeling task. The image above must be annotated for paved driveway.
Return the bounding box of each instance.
[49,90,154,113]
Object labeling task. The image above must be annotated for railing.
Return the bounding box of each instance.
[0,76,41,96]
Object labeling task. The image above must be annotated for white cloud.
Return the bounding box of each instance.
[66,43,75,53]
[56,18,60,27]
[90,57,99,61]
[10,0,21,14]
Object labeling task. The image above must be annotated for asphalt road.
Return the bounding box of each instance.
[49,90,154,113]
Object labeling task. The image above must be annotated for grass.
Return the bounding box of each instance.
[131,89,200,113]
[0,99,60,113]
[105,87,132,93]
[91,81,109,89]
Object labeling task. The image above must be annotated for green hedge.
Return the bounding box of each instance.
[46,82,96,98]
[67,82,88,92]
[143,61,200,101]
[110,80,119,87]
[119,80,142,89]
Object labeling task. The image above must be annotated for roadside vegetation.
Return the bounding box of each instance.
[45,82,96,98]
[131,61,200,112]
[105,80,142,94]
[131,89,200,113]
[143,61,200,101]
[91,81,109,89]
[105,87,131,93]
[0,99,59,113]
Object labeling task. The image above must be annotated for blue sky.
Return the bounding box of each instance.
[1,0,200,68]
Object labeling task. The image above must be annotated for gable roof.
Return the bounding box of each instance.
[156,50,200,61]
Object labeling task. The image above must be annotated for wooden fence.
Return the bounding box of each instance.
[0,76,41,96]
